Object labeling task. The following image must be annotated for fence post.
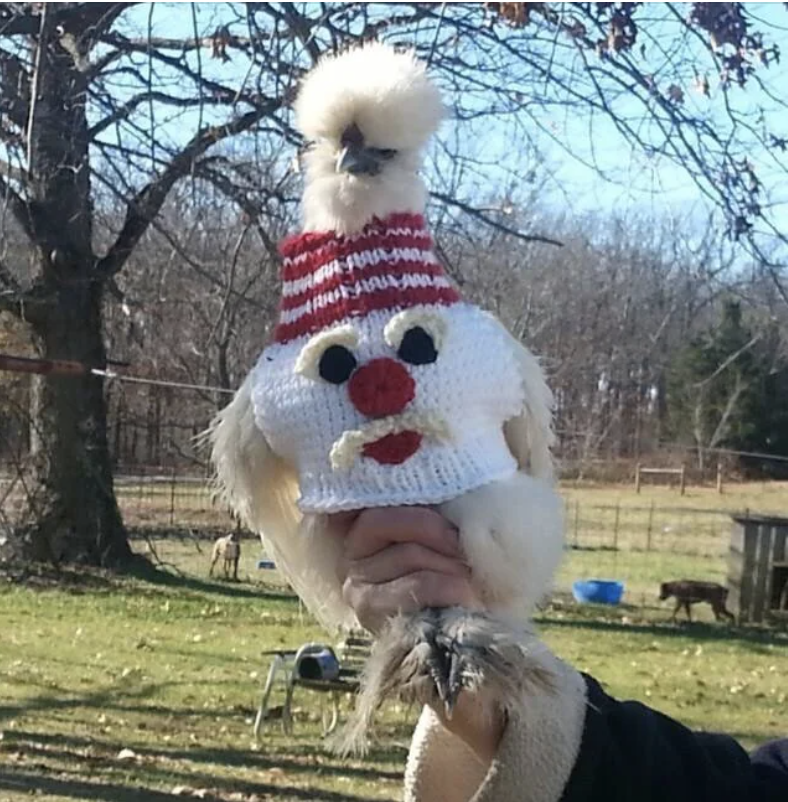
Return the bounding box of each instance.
[716,462,723,495]
[137,465,145,517]
[679,464,686,496]
[646,500,655,551]
[169,466,177,526]
[573,500,580,548]
[635,463,641,493]
[613,502,620,551]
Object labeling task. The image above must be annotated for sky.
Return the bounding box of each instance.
[23,2,788,264]
[477,2,788,245]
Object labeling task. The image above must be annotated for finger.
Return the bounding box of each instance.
[345,507,460,561]
[343,571,479,633]
[347,542,471,585]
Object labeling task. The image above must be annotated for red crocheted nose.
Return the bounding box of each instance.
[348,358,415,418]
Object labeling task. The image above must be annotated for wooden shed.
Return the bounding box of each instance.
[727,513,788,624]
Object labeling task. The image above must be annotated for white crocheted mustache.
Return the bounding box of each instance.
[329,411,451,472]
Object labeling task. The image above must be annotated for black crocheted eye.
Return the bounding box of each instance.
[318,345,357,384]
[397,326,438,365]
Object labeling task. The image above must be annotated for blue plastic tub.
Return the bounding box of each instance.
[572,579,625,605]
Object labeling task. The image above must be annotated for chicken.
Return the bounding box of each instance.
[294,42,444,235]
[208,42,565,753]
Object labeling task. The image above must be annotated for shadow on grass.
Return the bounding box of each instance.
[0,769,396,802]
[125,560,298,603]
[537,611,788,648]
[0,678,254,723]
[8,728,405,784]
[0,772,197,802]
[2,555,297,606]
[0,679,149,721]
[568,544,621,553]
[0,561,117,591]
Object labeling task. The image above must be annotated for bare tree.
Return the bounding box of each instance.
[0,3,291,566]
[0,2,785,567]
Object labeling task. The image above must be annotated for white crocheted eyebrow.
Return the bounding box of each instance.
[383,307,447,352]
[294,324,359,380]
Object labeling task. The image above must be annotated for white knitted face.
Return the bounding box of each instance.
[251,303,525,513]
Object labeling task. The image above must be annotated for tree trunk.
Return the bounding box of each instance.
[0,19,134,569]
[5,281,131,567]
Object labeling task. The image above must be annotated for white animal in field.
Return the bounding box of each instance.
[209,530,241,581]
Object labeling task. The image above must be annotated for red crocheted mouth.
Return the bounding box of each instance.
[362,431,423,465]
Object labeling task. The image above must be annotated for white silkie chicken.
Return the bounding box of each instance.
[209,42,565,752]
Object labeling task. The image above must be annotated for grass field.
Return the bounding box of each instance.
[1,481,787,801]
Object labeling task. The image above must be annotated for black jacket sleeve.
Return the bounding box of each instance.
[560,675,788,802]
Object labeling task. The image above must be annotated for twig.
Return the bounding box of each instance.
[25,5,47,177]
[430,190,563,247]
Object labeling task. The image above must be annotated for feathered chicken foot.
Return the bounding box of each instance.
[332,607,557,756]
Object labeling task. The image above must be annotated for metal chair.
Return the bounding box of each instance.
[254,633,372,740]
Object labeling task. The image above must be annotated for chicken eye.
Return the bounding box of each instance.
[397,327,438,365]
[319,345,357,384]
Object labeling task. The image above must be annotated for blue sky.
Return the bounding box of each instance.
[101,3,788,260]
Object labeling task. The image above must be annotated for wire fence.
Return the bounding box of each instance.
[0,457,771,614]
[563,500,730,556]
[114,468,229,531]
[554,501,733,608]
[106,467,743,610]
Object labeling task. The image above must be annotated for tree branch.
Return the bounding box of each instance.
[694,333,763,389]
[273,4,321,64]
[192,160,281,260]
[94,105,278,280]
[98,31,264,111]
[87,90,243,141]
[0,157,25,183]
[0,47,31,129]
[98,31,267,52]
[429,190,563,247]
[0,3,133,37]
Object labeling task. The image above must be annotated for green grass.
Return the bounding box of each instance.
[0,568,409,802]
[2,480,788,800]
[1,548,787,802]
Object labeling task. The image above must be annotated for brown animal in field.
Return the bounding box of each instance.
[659,579,734,623]
[209,529,241,580]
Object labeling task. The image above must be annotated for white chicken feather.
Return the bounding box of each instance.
[208,42,565,754]
[295,42,444,234]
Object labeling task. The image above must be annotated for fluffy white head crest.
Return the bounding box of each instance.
[294,42,445,234]
[295,42,445,151]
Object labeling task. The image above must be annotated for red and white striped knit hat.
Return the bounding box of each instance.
[273,213,459,344]
[249,212,527,513]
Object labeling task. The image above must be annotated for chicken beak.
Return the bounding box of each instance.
[336,145,381,176]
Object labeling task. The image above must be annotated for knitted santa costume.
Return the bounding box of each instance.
[250,212,528,514]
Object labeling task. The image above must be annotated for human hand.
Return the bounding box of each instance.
[334,506,480,635]
[334,506,505,761]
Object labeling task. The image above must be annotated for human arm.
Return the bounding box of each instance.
[337,507,788,802]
